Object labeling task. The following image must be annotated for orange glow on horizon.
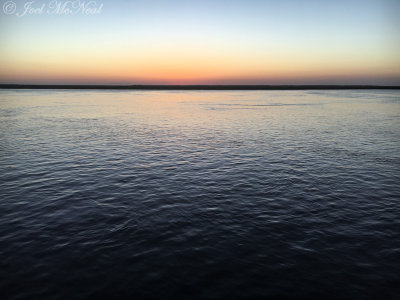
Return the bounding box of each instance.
[2,50,399,85]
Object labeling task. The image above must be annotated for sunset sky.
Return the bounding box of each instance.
[1,0,399,85]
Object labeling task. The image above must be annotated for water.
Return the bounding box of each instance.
[0,90,399,299]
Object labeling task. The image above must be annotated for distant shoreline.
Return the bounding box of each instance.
[0,84,399,90]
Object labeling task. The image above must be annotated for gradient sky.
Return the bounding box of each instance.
[1,0,399,84]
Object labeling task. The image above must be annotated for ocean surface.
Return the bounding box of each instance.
[0,90,399,299]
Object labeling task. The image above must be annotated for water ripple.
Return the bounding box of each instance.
[0,90,399,299]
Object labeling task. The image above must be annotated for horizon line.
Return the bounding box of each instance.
[1,84,399,91]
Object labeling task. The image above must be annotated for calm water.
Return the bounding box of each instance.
[0,90,399,299]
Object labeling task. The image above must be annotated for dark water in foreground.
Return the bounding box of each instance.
[0,90,399,299]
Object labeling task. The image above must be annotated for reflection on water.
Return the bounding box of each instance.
[0,90,399,299]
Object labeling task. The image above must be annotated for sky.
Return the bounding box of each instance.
[0,0,399,85]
